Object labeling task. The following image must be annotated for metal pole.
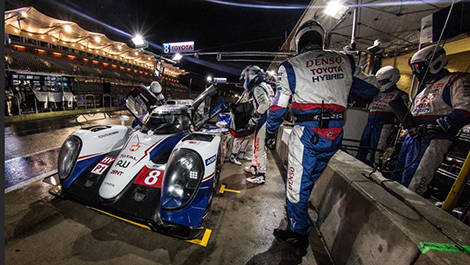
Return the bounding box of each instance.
[409,42,422,102]
[189,77,192,98]
[350,1,359,50]
[442,151,470,212]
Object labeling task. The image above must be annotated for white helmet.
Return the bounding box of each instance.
[240,65,264,91]
[149,81,162,94]
[375,66,400,92]
[294,20,325,53]
[410,44,447,83]
[265,70,278,83]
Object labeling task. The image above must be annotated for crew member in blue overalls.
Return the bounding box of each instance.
[392,45,470,195]
[356,66,408,166]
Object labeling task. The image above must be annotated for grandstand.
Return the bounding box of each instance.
[4,7,190,116]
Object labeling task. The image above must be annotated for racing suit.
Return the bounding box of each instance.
[250,82,274,175]
[356,86,408,165]
[231,94,252,160]
[266,50,378,235]
[392,71,470,195]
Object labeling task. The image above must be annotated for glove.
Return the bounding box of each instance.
[408,123,446,139]
[247,117,257,131]
[266,130,277,150]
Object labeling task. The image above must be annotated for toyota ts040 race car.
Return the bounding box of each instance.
[51,85,229,239]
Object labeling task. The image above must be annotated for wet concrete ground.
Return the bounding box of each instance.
[4,114,331,265]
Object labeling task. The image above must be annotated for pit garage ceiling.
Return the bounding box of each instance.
[288,0,453,55]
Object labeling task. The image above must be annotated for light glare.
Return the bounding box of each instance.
[63,25,73,33]
[172,53,183,61]
[132,34,145,46]
[324,1,348,19]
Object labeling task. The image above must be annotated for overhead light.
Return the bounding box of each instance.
[94,36,101,43]
[117,45,122,50]
[132,34,147,49]
[323,1,348,19]
[172,53,183,61]
[20,11,27,18]
[40,35,45,39]
[63,25,72,33]
[206,75,212,82]
[134,51,138,55]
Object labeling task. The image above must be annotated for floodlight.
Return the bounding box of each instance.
[206,75,212,82]
[94,36,101,43]
[63,25,72,33]
[132,34,147,49]
[20,11,27,18]
[172,53,183,61]
[324,1,348,19]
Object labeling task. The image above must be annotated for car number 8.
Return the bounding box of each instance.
[144,170,160,185]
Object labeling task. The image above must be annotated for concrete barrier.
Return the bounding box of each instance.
[275,126,470,265]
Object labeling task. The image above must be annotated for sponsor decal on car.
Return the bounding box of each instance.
[104,181,115,187]
[129,144,141,152]
[205,154,216,166]
[120,154,137,161]
[91,156,115,175]
[110,169,124,176]
[98,131,119,138]
[115,160,130,168]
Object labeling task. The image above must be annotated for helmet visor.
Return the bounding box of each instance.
[378,78,390,86]
[411,62,427,76]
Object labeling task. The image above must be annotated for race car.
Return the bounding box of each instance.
[52,85,229,239]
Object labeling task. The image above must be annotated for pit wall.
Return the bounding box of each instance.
[275,124,470,265]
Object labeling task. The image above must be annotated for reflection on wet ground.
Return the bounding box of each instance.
[5,112,130,190]
[5,148,59,189]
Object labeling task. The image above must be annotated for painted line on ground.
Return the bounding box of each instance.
[88,207,152,231]
[6,146,61,163]
[5,170,58,194]
[186,229,212,247]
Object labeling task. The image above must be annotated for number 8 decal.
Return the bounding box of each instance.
[144,170,161,185]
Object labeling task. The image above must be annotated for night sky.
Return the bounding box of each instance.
[6,0,309,81]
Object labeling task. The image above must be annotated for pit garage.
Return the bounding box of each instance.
[3,1,470,265]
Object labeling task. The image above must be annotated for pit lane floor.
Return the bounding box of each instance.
[5,114,331,264]
[5,158,333,265]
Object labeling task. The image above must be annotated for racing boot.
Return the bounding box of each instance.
[244,165,257,175]
[246,173,265,184]
[273,228,309,257]
[229,153,242,166]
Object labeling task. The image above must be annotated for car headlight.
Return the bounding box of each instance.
[58,136,81,179]
[161,148,204,210]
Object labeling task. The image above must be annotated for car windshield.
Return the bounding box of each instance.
[141,113,191,134]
